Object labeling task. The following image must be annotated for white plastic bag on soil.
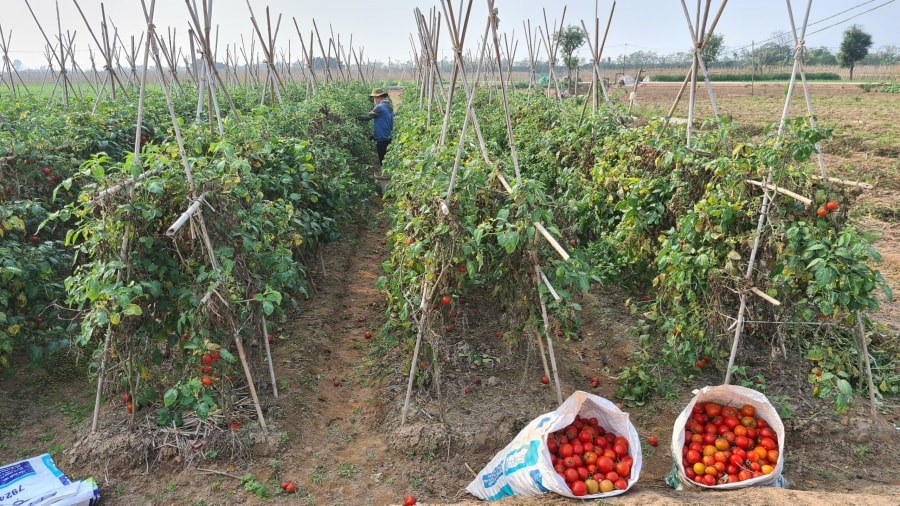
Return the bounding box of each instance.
[666,384,788,490]
[0,453,99,506]
[466,390,642,501]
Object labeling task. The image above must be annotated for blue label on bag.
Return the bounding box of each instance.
[0,461,35,488]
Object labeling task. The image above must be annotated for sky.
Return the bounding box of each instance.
[2,0,898,69]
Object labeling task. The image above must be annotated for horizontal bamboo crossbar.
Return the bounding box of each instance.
[750,286,781,306]
[745,179,812,206]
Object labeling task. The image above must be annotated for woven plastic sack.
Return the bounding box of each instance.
[466,390,642,501]
[666,384,788,490]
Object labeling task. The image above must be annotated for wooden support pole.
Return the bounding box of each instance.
[745,179,812,207]
[261,317,278,398]
[856,311,878,418]
[533,222,570,261]
[749,287,781,306]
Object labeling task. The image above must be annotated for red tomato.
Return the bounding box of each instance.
[576,466,589,481]
[559,443,573,458]
[201,354,213,365]
[570,480,587,496]
[563,456,577,469]
[686,449,701,464]
[648,436,659,447]
[759,437,777,452]
[721,406,738,418]
[704,402,722,418]
[615,478,628,490]
[564,468,579,483]
[615,459,632,478]
[740,404,756,417]
[582,451,598,466]
[597,456,615,473]
[547,438,559,454]
[403,496,416,506]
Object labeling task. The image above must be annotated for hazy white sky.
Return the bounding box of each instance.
[2,0,898,69]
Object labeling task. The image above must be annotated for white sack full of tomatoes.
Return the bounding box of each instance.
[667,384,788,490]
[466,390,642,501]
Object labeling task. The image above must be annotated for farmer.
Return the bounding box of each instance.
[357,88,394,165]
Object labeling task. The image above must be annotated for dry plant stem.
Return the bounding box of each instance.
[197,468,244,480]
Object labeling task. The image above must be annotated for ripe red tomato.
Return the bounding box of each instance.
[648,436,659,447]
[615,459,631,478]
[41,167,52,175]
[558,443,574,458]
[403,495,416,506]
[364,331,372,339]
[614,478,628,490]
[121,392,132,403]
[597,456,615,474]
[210,350,221,361]
[540,375,550,384]
[126,402,133,413]
[230,422,242,430]
[721,406,738,418]
[441,295,452,305]
[816,206,828,217]
[825,200,839,211]
[564,468,579,483]
[704,402,722,418]
[740,404,756,417]
[590,377,600,388]
[201,375,212,387]
[570,479,587,496]
[582,451,598,465]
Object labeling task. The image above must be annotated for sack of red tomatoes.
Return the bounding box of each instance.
[466,390,642,501]
[666,385,788,490]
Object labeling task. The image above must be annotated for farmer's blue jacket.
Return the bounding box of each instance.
[363,100,394,141]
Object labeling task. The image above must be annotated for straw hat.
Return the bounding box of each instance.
[369,87,389,97]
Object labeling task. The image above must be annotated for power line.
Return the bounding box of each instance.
[728,0,897,53]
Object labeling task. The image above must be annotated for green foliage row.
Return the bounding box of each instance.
[382,88,894,411]
[650,72,842,82]
[2,83,377,425]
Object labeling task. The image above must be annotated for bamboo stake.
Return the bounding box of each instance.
[534,259,563,405]
[745,179,812,206]
[261,317,278,398]
[401,282,431,425]
[533,222,570,261]
[809,175,873,189]
[855,311,877,418]
[487,2,521,183]
[749,287,781,306]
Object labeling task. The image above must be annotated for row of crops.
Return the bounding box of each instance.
[378,89,895,411]
[1,84,378,422]
[1,79,895,427]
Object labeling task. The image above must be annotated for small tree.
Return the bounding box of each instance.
[838,25,873,80]
[555,25,586,93]
[700,33,724,67]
